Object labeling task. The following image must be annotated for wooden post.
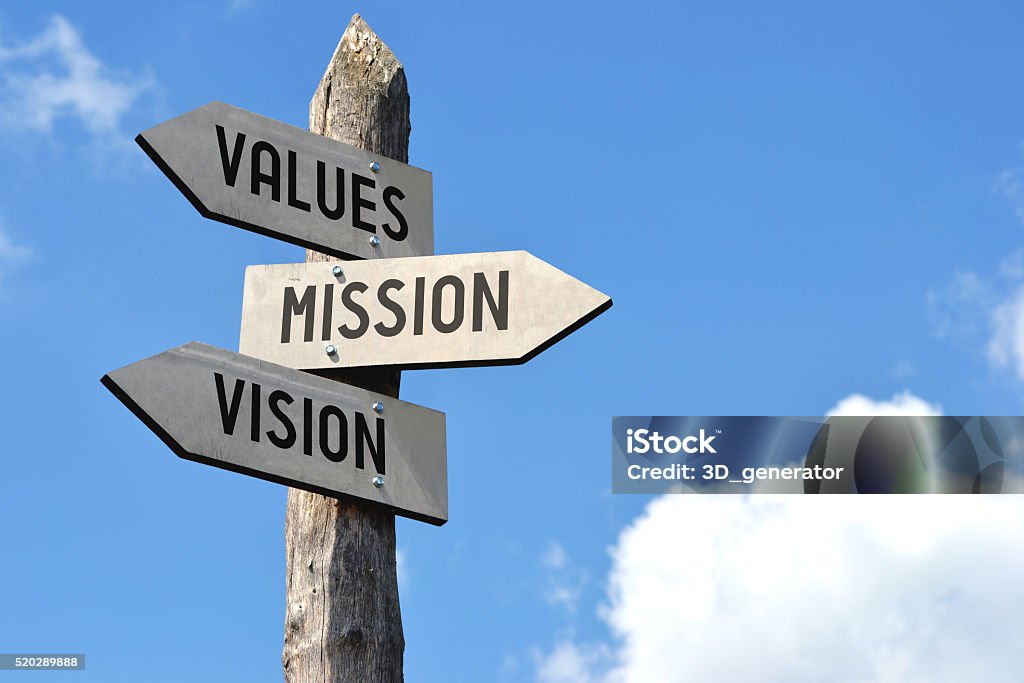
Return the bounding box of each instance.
[282,14,408,683]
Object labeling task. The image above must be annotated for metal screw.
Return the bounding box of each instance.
[325,344,337,356]
[370,235,381,247]
[331,265,344,276]
[372,475,385,488]
[372,401,384,414]
[369,161,380,173]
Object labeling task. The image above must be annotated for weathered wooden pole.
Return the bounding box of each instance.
[282,14,408,682]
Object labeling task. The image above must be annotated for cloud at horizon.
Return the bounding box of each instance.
[533,393,1024,683]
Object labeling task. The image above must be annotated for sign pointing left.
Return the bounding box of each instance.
[136,102,434,261]
[101,342,448,525]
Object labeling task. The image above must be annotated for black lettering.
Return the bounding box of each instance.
[250,141,281,201]
[303,397,313,456]
[267,390,296,449]
[214,373,245,435]
[281,285,316,343]
[215,126,246,187]
[322,283,334,342]
[319,405,348,462]
[414,276,425,335]
[432,275,465,334]
[250,382,261,443]
[351,173,376,233]
[316,160,345,220]
[287,150,311,212]
[473,270,509,331]
[355,413,385,475]
[338,282,369,339]
[375,279,406,337]
[381,186,408,241]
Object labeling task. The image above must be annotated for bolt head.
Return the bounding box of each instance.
[325,344,337,356]
[372,401,384,414]
[370,235,381,247]
[332,265,344,276]
[372,475,385,488]
[369,161,380,173]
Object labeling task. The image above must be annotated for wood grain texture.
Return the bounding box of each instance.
[282,14,408,682]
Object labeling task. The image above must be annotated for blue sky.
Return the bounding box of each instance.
[1,2,1023,681]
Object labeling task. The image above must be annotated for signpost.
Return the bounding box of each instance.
[102,342,448,525]
[239,251,612,370]
[105,13,611,682]
[137,101,434,261]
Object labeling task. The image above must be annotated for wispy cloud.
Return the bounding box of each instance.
[988,285,1024,381]
[0,223,31,290]
[892,361,916,380]
[227,0,257,12]
[929,248,1024,382]
[533,640,610,683]
[927,270,993,340]
[0,15,154,142]
[994,165,1024,226]
[542,542,569,570]
[540,542,590,615]
[0,226,31,262]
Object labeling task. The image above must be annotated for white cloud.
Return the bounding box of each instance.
[534,496,1024,683]
[531,394,1024,682]
[826,390,942,417]
[0,16,153,139]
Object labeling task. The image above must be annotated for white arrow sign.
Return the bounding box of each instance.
[239,251,612,370]
[137,102,433,260]
[102,342,448,525]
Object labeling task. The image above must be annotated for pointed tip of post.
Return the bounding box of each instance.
[347,12,368,32]
[312,11,405,111]
[310,12,410,159]
[327,12,402,70]
[342,12,370,44]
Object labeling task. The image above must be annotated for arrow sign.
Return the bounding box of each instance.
[136,102,433,261]
[102,343,448,525]
[239,251,612,370]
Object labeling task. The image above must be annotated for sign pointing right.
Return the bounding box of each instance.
[239,251,612,371]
